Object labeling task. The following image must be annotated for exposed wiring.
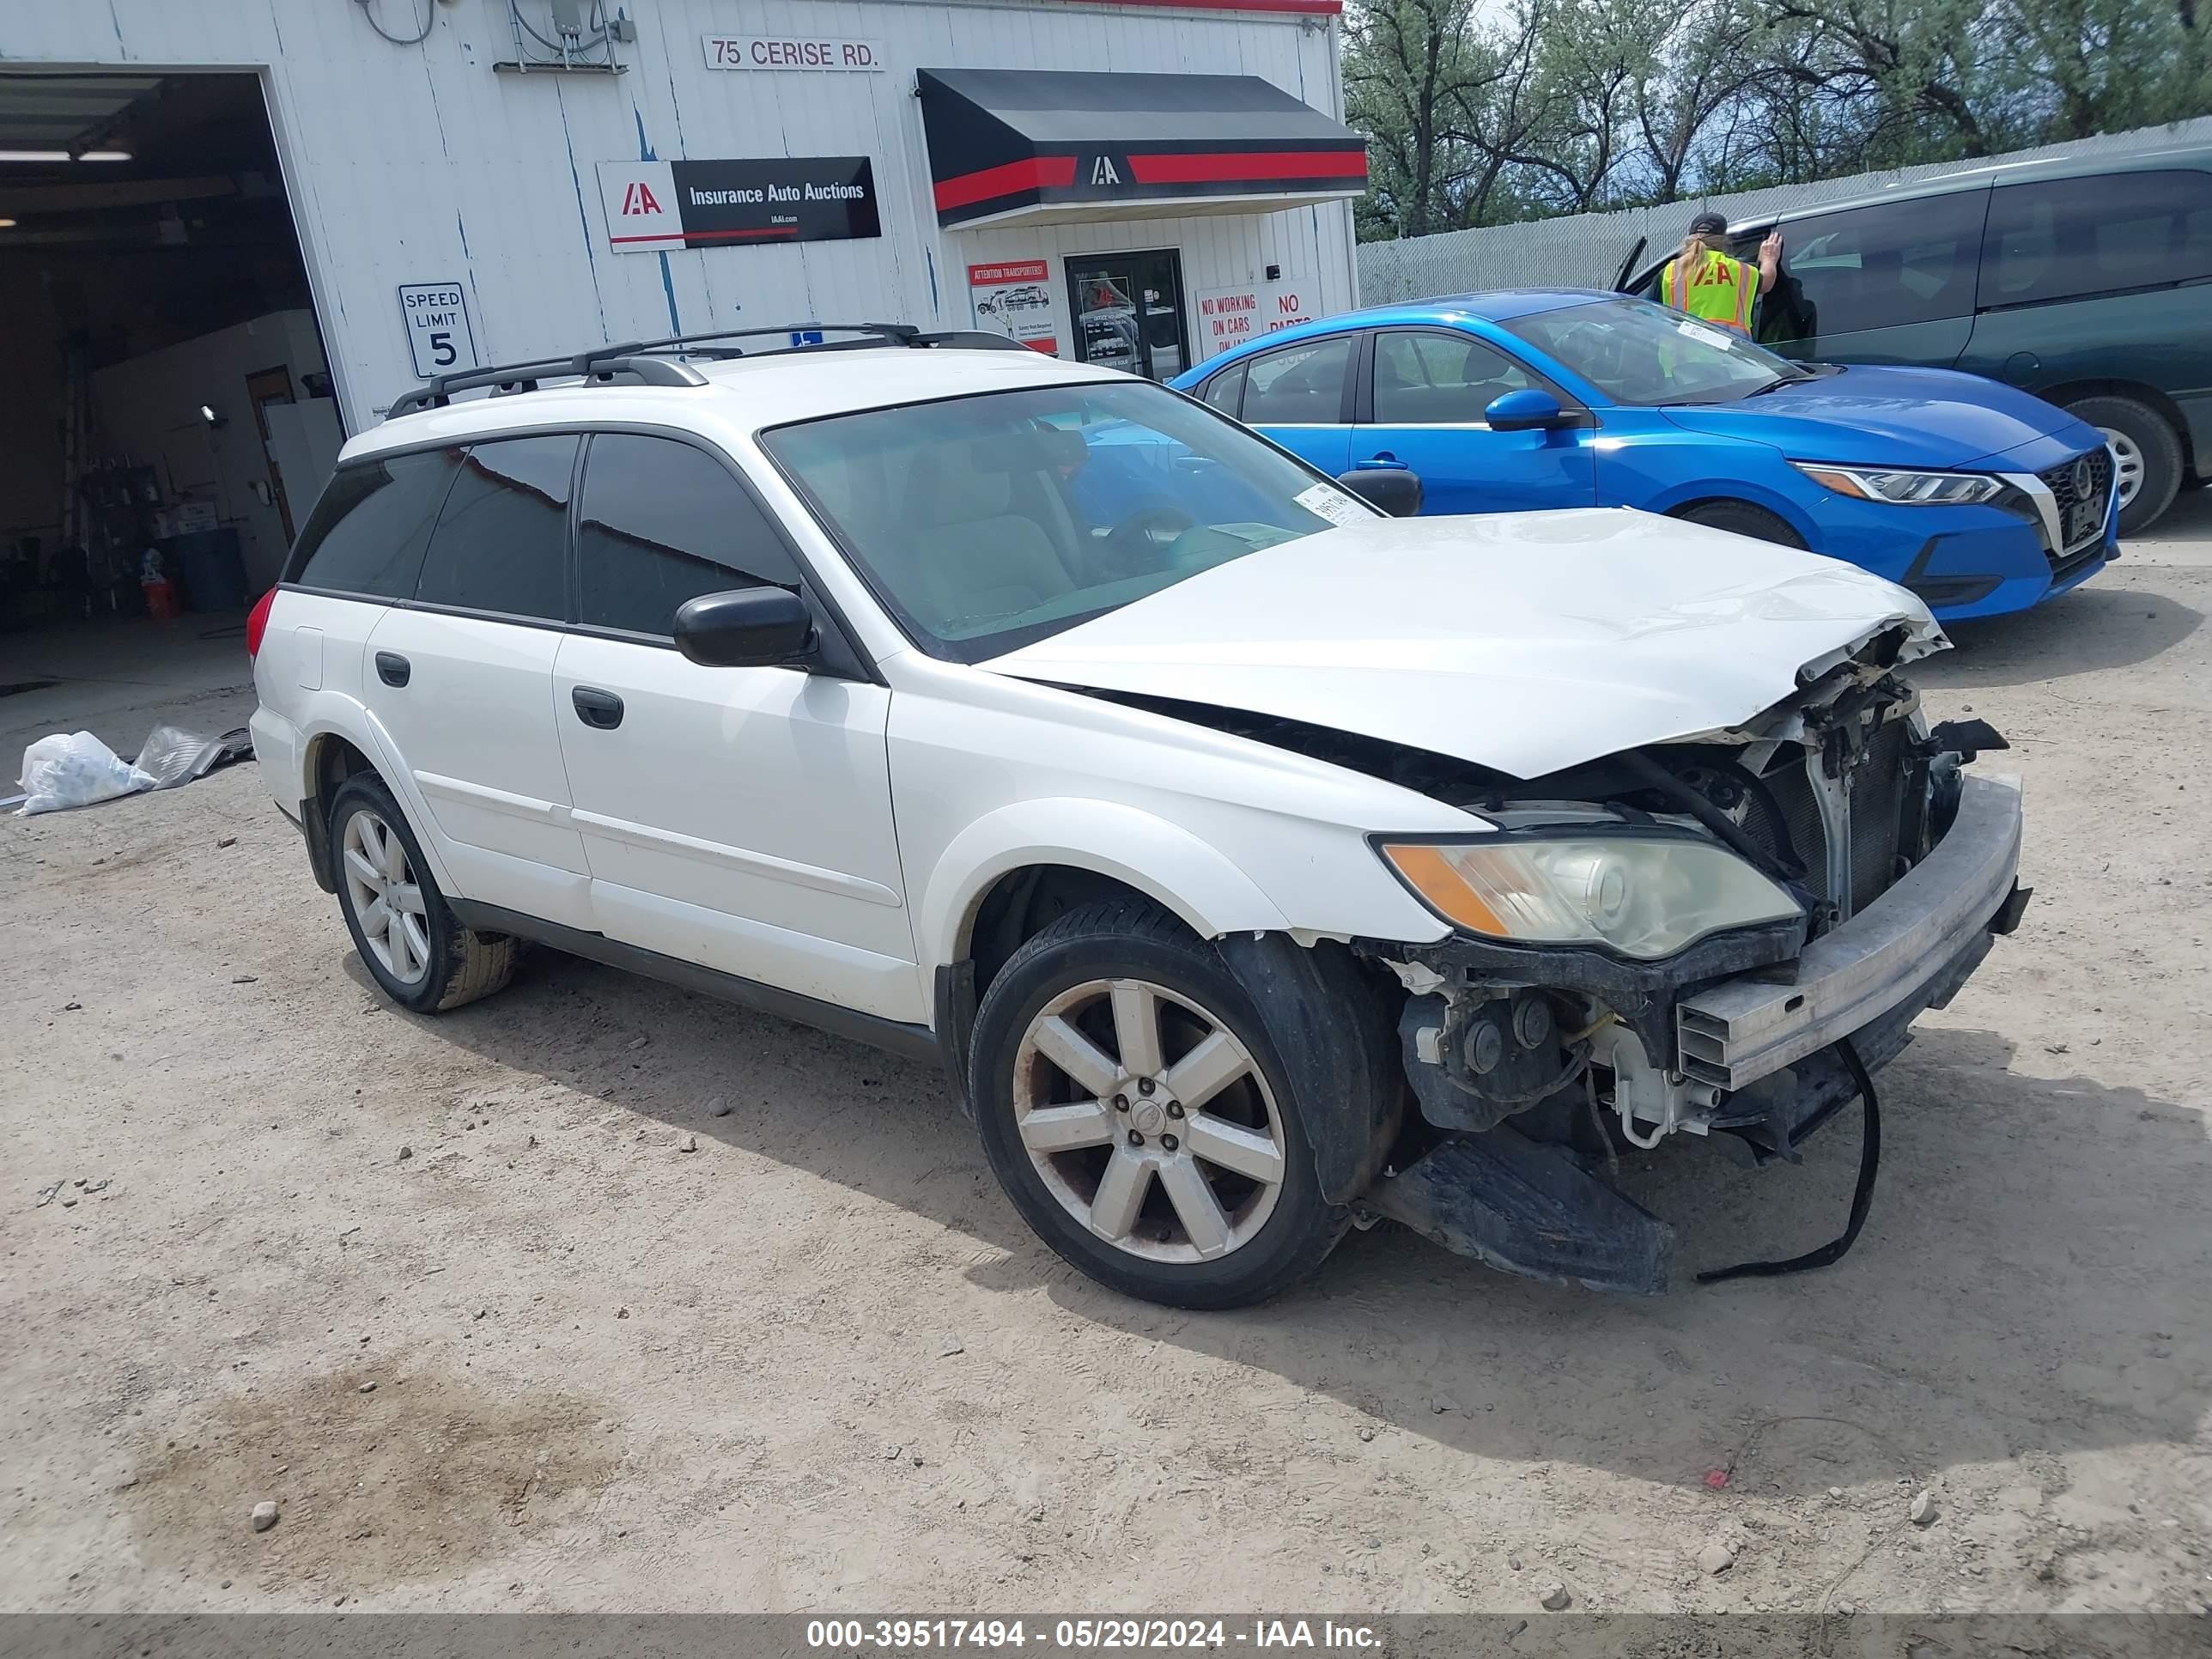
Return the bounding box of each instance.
[510,0,612,56]
[353,0,434,46]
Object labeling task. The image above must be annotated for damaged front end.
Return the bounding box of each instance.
[1350,628,2029,1294]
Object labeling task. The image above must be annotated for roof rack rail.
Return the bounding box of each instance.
[384,322,1031,419]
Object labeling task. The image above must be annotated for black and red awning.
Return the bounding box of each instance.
[919,68,1366,228]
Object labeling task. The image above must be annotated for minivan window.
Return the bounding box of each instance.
[575,434,802,637]
[1982,170,2212,308]
[287,449,459,598]
[1756,191,1985,343]
[1239,336,1352,424]
[413,434,577,620]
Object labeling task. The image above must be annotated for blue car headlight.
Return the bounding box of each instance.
[1791,462,2005,507]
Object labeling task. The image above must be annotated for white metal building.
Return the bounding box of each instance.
[9,0,1362,456]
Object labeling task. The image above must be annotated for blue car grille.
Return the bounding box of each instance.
[2039,447,2114,557]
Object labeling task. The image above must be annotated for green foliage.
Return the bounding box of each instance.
[1345,0,2212,239]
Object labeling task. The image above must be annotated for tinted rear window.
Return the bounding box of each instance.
[1983,169,2212,307]
[414,434,578,620]
[1757,191,1985,343]
[287,450,459,598]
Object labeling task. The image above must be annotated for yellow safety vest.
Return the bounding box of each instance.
[1662,249,1758,333]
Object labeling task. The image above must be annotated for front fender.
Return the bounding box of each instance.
[915,798,1291,972]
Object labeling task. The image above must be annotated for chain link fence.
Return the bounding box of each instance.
[1357,117,2212,305]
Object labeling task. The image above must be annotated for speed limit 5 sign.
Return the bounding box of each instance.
[398,282,480,379]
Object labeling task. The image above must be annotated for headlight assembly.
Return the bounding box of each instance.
[1790,461,2004,507]
[1379,835,1802,959]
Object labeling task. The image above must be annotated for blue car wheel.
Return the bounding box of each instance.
[1674,500,1808,550]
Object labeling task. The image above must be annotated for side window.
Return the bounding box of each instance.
[1765,194,1984,342]
[1983,170,2212,307]
[1370,331,1537,423]
[287,449,459,597]
[1200,361,1248,417]
[1239,335,1352,425]
[414,434,577,620]
[575,434,802,637]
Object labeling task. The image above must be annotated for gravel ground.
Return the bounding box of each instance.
[3,515,2209,1618]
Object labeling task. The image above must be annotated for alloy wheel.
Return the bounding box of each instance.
[2099,426,2145,508]
[1012,977,1286,1263]
[342,809,430,986]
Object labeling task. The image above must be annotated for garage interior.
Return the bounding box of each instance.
[0,69,339,663]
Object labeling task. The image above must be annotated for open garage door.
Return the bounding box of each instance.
[0,70,340,654]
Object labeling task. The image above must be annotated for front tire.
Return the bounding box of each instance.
[1672,500,1808,549]
[968,902,1347,1309]
[2067,394,2182,534]
[330,775,515,1014]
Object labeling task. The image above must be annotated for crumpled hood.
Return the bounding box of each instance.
[1662,364,2087,468]
[981,508,1943,780]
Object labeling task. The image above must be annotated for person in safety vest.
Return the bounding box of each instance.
[1658,211,1783,335]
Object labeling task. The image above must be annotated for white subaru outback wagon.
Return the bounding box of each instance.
[249,324,2028,1308]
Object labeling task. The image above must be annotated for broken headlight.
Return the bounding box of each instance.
[1378,835,1802,959]
[1790,462,2005,507]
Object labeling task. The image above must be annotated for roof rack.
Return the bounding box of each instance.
[385,323,1030,419]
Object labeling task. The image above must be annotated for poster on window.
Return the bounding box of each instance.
[968,260,1060,354]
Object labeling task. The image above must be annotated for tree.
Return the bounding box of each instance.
[1341,0,2212,242]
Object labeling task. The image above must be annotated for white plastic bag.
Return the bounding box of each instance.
[15,731,157,817]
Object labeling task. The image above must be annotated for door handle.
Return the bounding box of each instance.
[374,651,410,687]
[1353,453,1408,470]
[571,686,624,730]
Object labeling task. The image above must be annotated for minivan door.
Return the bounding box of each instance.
[362,434,594,929]
[1747,189,1990,366]
[550,433,920,1024]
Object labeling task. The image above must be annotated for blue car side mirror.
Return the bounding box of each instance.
[1486,388,1571,432]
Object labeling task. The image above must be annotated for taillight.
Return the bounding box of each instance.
[246,588,276,660]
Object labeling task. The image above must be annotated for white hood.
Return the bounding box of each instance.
[981,508,1943,779]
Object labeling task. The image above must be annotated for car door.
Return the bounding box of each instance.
[362,433,594,929]
[1351,327,1597,514]
[550,431,919,1024]
[1227,333,1355,476]
[1749,190,1989,366]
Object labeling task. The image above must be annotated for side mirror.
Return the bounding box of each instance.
[1334,466,1424,518]
[1486,388,1573,432]
[674,586,815,668]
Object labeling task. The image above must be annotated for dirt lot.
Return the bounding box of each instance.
[3,510,2210,1619]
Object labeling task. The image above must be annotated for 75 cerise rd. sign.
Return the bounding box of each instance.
[702,34,886,71]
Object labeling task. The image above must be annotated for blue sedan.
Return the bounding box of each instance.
[1167,290,2119,620]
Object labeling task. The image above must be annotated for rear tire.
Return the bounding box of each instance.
[329,775,515,1014]
[1672,500,1808,549]
[2067,394,2181,534]
[968,901,1347,1309]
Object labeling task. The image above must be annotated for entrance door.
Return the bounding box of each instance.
[1066,250,1190,380]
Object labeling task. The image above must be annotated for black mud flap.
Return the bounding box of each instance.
[1361,1128,1674,1295]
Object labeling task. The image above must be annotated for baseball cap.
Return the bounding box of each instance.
[1687,210,1729,235]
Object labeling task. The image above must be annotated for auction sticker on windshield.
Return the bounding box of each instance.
[1295,482,1376,527]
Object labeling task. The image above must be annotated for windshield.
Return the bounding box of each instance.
[1503,297,1802,406]
[760,380,1371,661]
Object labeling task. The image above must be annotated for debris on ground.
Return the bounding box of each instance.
[1540,1582,1571,1610]
[14,725,252,817]
[1698,1541,1736,1575]
[1911,1490,1939,1527]
[250,1501,279,1533]
[706,1097,732,1118]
